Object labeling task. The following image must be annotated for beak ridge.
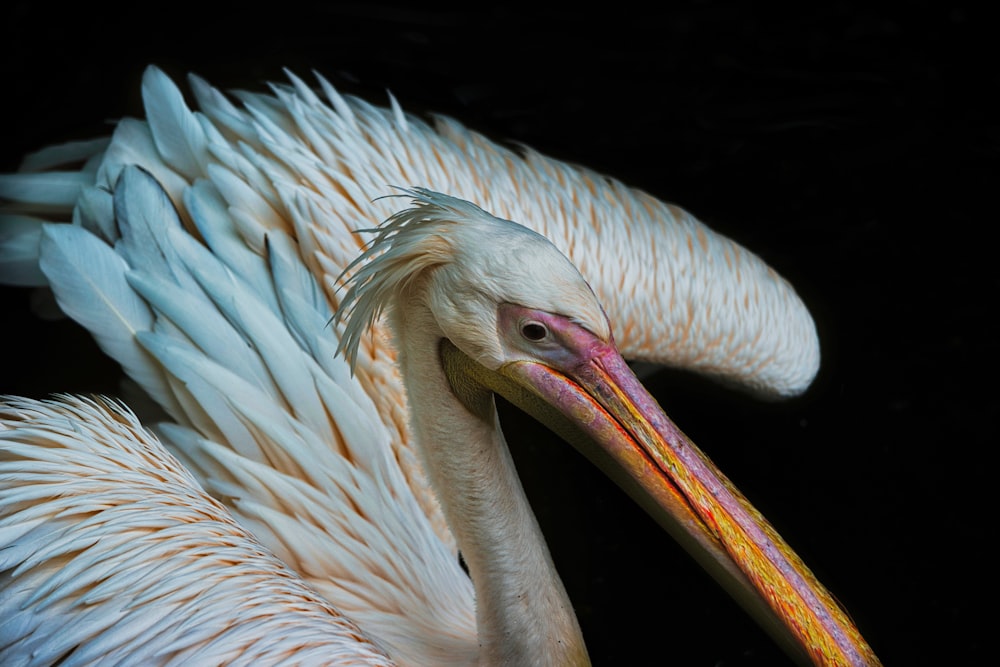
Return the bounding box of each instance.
[506,346,879,667]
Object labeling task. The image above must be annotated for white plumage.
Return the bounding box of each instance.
[0,67,874,665]
[0,394,392,666]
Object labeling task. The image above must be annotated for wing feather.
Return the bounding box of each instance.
[0,171,92,211]
[0,215,46,286]
[0,395,394,666]
[38,224,180,416]
[16,137,110,173]
[141,66,209,180]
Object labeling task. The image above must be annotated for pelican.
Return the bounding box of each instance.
[0,67,878,665]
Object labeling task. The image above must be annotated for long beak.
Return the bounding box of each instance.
[441,338,879,667]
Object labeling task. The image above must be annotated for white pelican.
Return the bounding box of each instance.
[0,67,877,665]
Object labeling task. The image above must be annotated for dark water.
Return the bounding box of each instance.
[2,3,994,664]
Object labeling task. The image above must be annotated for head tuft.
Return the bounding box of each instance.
[334,188,609,370]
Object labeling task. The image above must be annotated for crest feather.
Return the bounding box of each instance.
[334,187,496,369]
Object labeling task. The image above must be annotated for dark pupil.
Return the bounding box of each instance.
[522,323,547,341]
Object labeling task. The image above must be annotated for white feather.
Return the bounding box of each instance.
[0,395,393,667]
[37,224,179,416]
[124,269,276,399]
[112,165,194,287]
[141,66,209,180]
[0,215,46,286]
[16,137,109,173]
[188,73,257,141]
[72,185,116,244]
[0,171,91,211]
[6,65,820,396]
[135,330,270,461]
[94,118,187,205]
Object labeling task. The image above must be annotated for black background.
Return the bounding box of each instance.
[2,3,994,665]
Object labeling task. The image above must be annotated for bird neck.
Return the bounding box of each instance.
[392,304,589,667]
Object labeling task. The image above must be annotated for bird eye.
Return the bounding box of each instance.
[521,322,548,342]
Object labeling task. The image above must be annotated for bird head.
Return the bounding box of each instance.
[336,187,610,371]
[335,188,879,667]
